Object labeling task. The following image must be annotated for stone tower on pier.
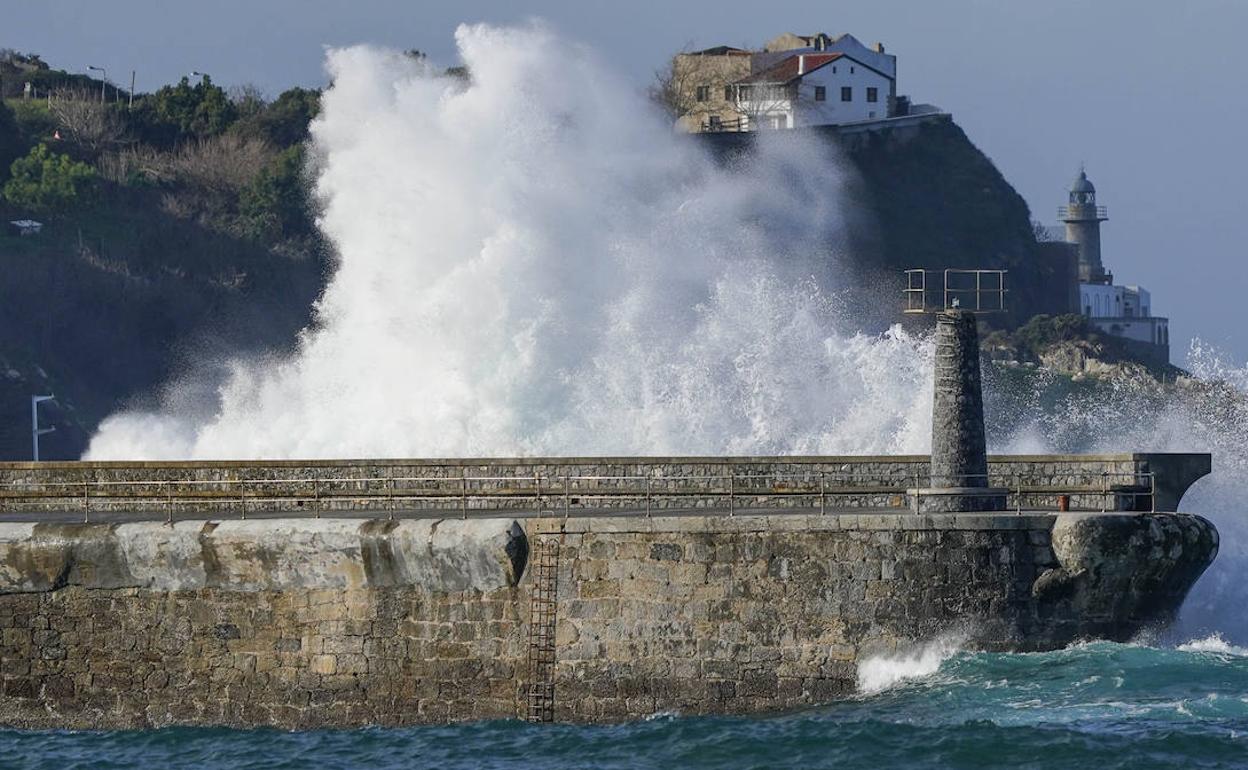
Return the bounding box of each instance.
[1060,169,1112,285]
[904,269,1008,512]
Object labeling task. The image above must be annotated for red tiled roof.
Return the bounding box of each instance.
[737,53,842,84]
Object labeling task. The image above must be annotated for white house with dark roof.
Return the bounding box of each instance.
[731,51,894,130]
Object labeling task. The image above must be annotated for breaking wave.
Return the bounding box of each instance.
[81,23,1248,643]
[856,636,965,694]
[86,21,930,461]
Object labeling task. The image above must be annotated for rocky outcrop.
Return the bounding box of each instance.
[1037,513,1218,638]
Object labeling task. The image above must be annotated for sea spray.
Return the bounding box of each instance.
[85,22,931,461]
[856,635,964,694]
[79,23,1248,645]
[983,342,1248,642]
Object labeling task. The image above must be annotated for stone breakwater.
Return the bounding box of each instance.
[0,453,1213,517]
[0,511,1217,728]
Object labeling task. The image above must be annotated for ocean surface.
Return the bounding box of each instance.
[4,638,1247,770]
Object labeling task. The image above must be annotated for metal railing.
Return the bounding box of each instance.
[904,269,1007,314]
[1058,205,1108,220]
[0,469,1156,523]
[700,117,747,133]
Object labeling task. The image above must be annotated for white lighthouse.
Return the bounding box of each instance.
[1060,169,1111,285]
[1058,168,1171,367]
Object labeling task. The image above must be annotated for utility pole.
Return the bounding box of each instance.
[31,395,56,462]
[88,65,107,103]
[129,70,135,110]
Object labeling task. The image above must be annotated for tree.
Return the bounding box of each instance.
[1032,220,1059,243]
[144,74,238,143]
[3,143,97,213]
[47,88,124,153]
[234,87,320,147]
[652,49,752,131]
[239,145,310,240]
[229,84,266,121]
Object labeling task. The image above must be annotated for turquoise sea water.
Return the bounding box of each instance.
[3,640,1247,769]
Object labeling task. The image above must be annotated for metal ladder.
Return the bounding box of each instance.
[526,533,560,723]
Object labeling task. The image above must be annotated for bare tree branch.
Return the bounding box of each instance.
[48,88,124,152]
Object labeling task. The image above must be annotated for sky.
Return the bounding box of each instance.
[6,0,1247,363]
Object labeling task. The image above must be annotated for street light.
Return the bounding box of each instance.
[87,65,106,103]
[31,395,56,461]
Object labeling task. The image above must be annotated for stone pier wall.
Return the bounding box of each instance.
[0,453,1210,516]
[0,510,1217,729]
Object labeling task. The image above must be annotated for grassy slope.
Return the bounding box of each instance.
[0,182,325,459]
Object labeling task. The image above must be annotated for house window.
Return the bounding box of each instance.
[739,85,753,100]
[814,86,826,101]
[841,86,852,102]
[832,66,837,73]
[696,86,709,102]
[708,115,722,131]
[850,66,855,73]
[724,85,733,101]
[867,87,878,103]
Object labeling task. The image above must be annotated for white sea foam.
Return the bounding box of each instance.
[856,636,963,694]
[1179,634,1248,657]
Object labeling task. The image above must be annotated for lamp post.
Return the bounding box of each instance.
[31,395,56,462]
[87,65,106,103]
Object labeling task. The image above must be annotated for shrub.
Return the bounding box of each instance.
[239,145,310,240]
[3,142,98,213]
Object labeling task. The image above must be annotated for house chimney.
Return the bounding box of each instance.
[873,42,886,53]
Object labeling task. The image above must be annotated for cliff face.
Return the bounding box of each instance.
[699,117,1077,330]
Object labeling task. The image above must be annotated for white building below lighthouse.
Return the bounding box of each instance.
[1059,169,1171,366]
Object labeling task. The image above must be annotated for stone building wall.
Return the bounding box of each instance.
[0,510,1217,729]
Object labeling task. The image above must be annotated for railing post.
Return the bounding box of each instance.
[1151,472,1157,513]
[461,470,468,520]
[820,471,826,516]
[1101,471,1107,513]
[166,485,173,526]
[240,479,247,521]
[536,474,542,516]
[563,475,570,519]
[386,473,395,522]
[1015,476,1021,515]
[728,473,734,517]
[82,480,89,524]
[313,472,322,519]
[645,474,652,518]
